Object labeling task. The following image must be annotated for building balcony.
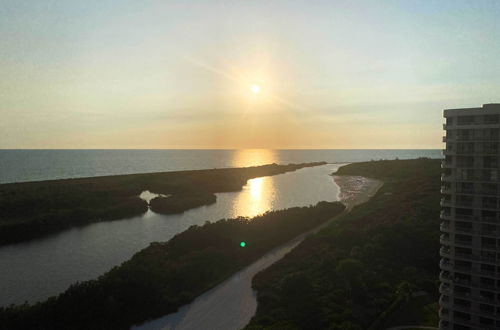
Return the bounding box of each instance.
[440,211,452,220]
[441,173,454,181]
[439,307,450,320]
[439,294,450,307]
[440,199,453,207]
[478,308,497,318]
[439,283,452,295]
[477,268,496,277]
[452,303,474,315]
[439,271,452,283]
[482,203,499,210]
[452,305,498,326]
[480,229,499,237]
[440,234,450,244]
[440,247,451,258]
[441,160,453,168]
[455,150,477,155]
[454,200,474,208]
[440,187,451,194]
[452,290,473,300]
[456,188,475,195]
[476,150,499,155]
[455,162,475,168]
[439,320,450,330]
[455,214,477,221]
[454,226,474,234]
[452,176,500,183]
[454,252,479,262]
[453,276,473,287]
[440,222,450,232]
[452,290,498,305]
[453,318,497,330]
[479,253,497,263]
[453,264,472,273]
[478,282,498,291]
[454,239,473,248]
[480,189,499,196]
[481,243,497,251]
[480,216,499,224]
[440,259,453,271]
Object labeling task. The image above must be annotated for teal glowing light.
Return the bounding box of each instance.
[240,241,246,247]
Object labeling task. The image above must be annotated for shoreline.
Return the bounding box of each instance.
[0,202,346,329]
[333,175,383,211]
[135,173,383,330]
[0,162,326,246]
[246,158,441,329]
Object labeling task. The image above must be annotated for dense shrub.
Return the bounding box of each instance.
[246,159,441,329]
[0,162,325,245]
[0,201,344,330]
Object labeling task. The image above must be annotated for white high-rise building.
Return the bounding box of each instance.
[440,104,500,330]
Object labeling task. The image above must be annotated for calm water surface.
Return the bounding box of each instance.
[0,164,341,307]
[0,149,441,307]
[0,149,441,183]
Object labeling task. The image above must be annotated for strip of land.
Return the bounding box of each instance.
[0,162,325,246]
[245,158,441,330]
[0,201,345,330]
[133,169,382,330]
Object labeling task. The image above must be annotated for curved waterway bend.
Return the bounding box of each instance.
[134,175,382,330]
[0,164,342,307]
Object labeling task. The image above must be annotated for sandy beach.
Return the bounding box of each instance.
[135,173,383,330]
[333,175,383,210]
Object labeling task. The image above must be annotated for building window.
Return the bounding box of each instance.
[457,116,475,125]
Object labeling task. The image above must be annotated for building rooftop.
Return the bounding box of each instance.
[444,103,500,116]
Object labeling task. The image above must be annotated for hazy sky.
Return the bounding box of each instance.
[1,0,499,149]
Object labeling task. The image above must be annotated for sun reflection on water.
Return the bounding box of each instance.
[250,177,264,199]
[228,150,279,218]
[233,176,275,218]
[231,149,278,168]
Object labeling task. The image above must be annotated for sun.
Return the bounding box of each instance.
[250,84,261,94]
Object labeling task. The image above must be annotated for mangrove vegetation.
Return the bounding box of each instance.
[245,158,441,330]
[0,201,345,330]
[0,162,325,245]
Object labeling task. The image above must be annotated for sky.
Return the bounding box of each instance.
[1,0,499,149]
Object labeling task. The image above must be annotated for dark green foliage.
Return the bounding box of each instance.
[149,192,216,214]
[0,162,326,245]
[0,201,344,330]
[246,159,441,329]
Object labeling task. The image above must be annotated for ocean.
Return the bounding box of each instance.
[0,149,442,184]
[0,149,441,307]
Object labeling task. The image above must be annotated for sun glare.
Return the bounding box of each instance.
[250,84,261,94]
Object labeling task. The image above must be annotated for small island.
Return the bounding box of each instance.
[0,162,326,245]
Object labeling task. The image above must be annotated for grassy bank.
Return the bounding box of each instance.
[0,162,325,245]
[246,158,441,330]
[0,201,345,330]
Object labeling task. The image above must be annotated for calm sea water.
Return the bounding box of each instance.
[0,164,342,306]
[0,149,441,307]
[0,149,441,184]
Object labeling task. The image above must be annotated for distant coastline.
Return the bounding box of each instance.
[0,162,325,246]
[0,149,442,184]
